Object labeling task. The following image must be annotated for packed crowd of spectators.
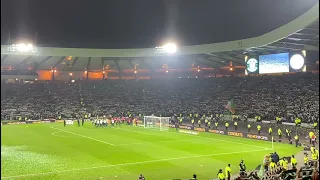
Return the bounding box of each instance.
[233,152,319,180]
[1,73,319,124]
[260,157,318,180]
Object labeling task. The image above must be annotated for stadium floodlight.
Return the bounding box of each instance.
[162,43,177,54]
[154,42,177,54]
[7,43,37,54]
[144,116,170,131]
[16,44,33,52]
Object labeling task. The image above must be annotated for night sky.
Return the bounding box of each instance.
[1,0,318,49]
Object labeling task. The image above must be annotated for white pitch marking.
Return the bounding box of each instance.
[1,149,270,179]
[51,131,63,137]
[116,139,191,146]
[115,127,266,149]
[51,131,77,138]
[50,127,115,146]
[115,127,151,135]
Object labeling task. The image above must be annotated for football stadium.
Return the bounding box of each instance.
[1,1,319,180]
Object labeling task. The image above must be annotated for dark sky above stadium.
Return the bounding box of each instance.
[1,0,318,49]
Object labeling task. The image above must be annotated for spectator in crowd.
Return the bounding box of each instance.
[1,73,319,124]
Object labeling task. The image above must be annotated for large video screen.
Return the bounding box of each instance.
[259,53,289,74]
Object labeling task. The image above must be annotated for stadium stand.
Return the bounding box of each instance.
[1,73,318,124]
[1,3,318,179]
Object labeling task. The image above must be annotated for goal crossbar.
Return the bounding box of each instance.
[143,116,170,131]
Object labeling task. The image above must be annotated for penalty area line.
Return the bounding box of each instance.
[50,127,115,146]
[1,149,270,179]
[115,127,267,149]
[51,131,78,138]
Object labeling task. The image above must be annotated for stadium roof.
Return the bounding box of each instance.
[1,2,319,71]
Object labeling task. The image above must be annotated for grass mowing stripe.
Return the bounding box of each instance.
[1,149,270,179]
[50,127,115,146]
[115,127,268,149]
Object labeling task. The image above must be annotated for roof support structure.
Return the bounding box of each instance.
[143,59,156,73]
[53,56,66,68]
[252,47,287,54]
[114,59,121,79]
[265,45,302,51]
[207,53,244,66]
[293,32,318,36]
[1,55,8,63]
[246,48,274,54]
[129,59,135,69]
[204,53,234,66]
[221,53,247,63]
[16,56,33,68]
[194,59,218,69]
[70,57,79,67]
[101,58,105,70]
[36,56,52,69]
[86,57,91,70]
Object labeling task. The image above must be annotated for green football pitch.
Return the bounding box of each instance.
[1,122,302,180]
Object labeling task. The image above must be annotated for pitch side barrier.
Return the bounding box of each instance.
[1,119,57,125]
[0,119,269,141]
[0,119,77,126]
[169,124,271,141]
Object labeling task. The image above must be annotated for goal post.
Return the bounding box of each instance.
[143,116,170,131]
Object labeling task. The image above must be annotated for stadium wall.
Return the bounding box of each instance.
[1,75,38,80]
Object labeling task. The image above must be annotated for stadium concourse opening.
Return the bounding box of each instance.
[1,0,319,180]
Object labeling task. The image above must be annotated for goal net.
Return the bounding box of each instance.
[143,116,170,131]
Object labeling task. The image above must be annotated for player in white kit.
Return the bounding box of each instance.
[103,119,107,127]
[111,119,115,127]
[99,120,103,127]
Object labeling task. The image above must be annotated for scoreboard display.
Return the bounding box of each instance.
[259,53,289,74]
[245,52,306,75]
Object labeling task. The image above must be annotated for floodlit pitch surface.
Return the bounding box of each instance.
[1,123,301,180]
